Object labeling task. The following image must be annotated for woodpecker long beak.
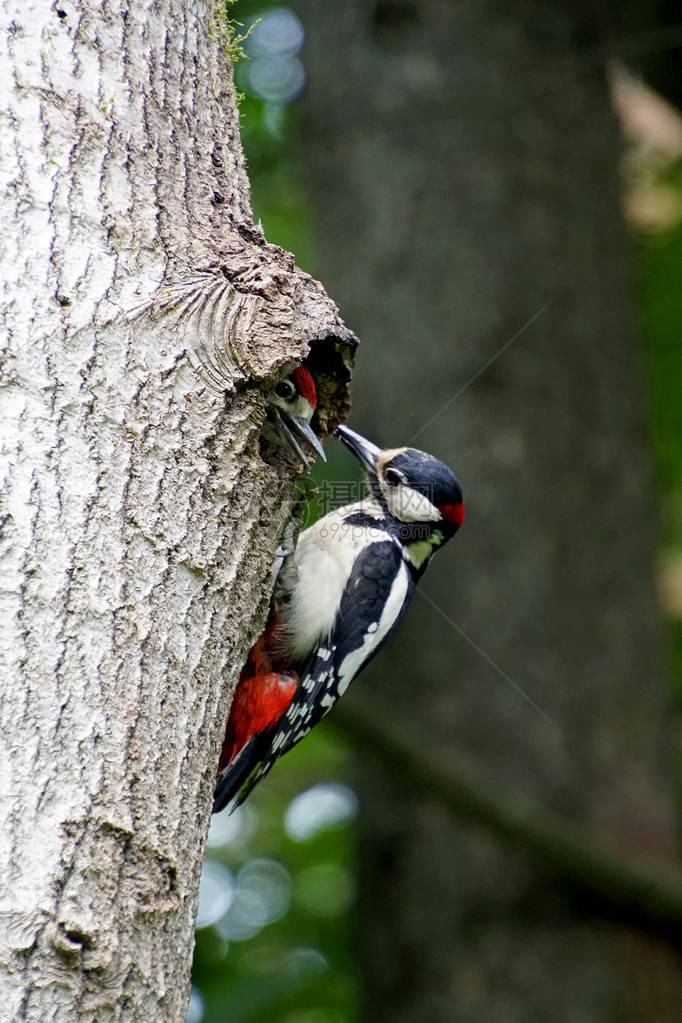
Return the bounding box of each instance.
[275,409,327,464]
[336,424,381,474]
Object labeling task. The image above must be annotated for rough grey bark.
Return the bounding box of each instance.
[0,2,353,1021]
[298,1,680,1020]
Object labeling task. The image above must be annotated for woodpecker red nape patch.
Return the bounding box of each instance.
[292,366,318,409]
[439,501,465,526]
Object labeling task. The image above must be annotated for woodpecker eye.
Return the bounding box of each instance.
[385,468,402,487]
[275,379,296,401]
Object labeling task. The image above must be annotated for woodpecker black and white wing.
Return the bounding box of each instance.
[223,540,412,809]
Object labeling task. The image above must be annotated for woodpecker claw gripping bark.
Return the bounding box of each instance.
[213,417,464,813]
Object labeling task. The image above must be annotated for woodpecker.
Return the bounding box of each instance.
[213,424,464,812]
[263,365,326,466]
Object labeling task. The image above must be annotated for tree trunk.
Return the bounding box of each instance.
[298,1,681,1019]
[0,2,353,1020]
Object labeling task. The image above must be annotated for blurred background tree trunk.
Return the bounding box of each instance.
[298,1,681,1019]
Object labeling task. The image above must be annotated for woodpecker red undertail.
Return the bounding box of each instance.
[214,415,464,812]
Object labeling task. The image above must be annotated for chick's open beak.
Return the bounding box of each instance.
[276,408,327,464]
[336,424,381,474]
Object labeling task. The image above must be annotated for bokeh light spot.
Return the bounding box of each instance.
[239,8,306,107]
[296,862,355,917]
[244,55,305,104]
[206,803,258,849]
[284,782,358,841]
[218,857,292,941]
[185,987,205,1023]
[196,859,234,929]
[283,946,329,980]
[247,8,304,57]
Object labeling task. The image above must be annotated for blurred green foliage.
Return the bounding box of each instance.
[638,167,682,550]
[193,729,358,1023]
[232,0,315,273]
[239,90,316,273]
[638,163,682,711]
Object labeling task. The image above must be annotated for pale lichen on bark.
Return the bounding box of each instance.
[0,0,354,1020]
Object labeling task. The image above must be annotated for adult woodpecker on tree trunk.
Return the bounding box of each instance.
[213,424,465,812]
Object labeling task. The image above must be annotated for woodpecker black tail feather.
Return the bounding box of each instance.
[212,735,266,814]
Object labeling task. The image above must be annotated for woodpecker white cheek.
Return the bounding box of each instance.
[388,485,442,523]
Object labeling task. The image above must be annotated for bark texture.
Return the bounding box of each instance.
[0,2,353,1020]
[298,1,680,1020]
